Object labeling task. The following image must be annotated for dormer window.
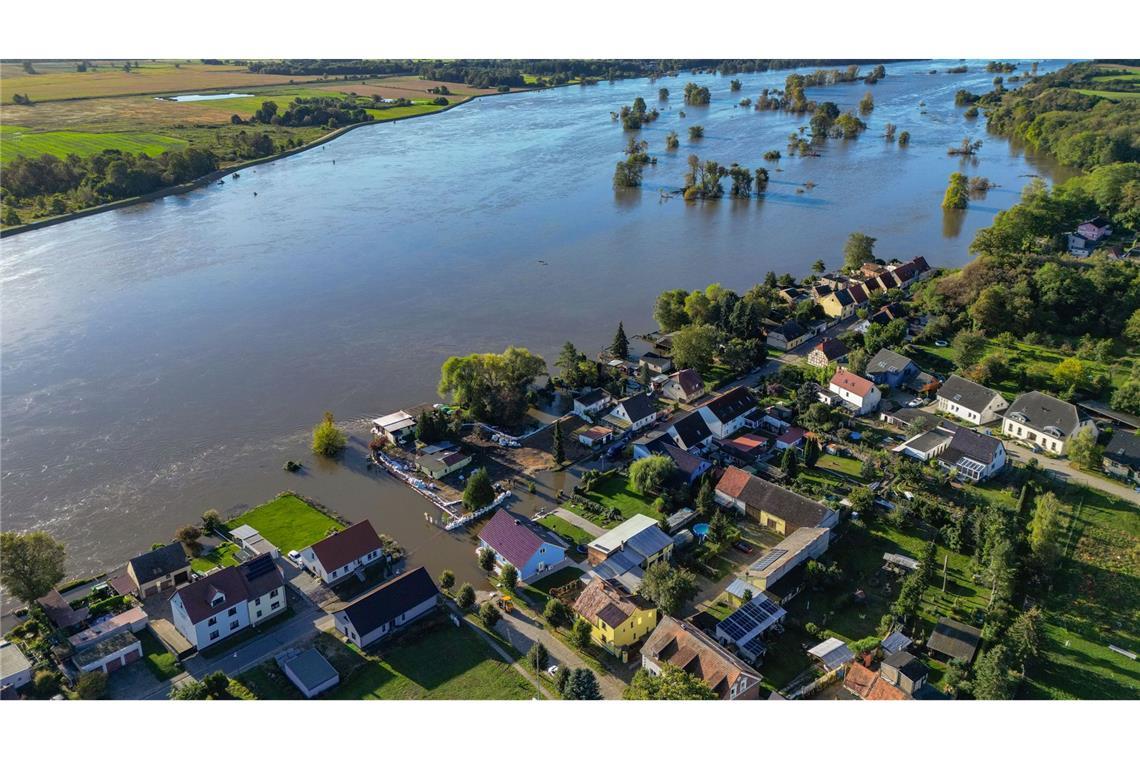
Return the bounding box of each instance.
[209,589,225,607]
[1043,426,1063,438]
[1009,412,1027,424]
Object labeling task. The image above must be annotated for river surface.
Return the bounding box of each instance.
[1,59,1077,590]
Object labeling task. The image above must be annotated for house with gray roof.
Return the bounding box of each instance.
[865,348,918,388]
[125,542,191,599]
[1001,390,1096,456]
[603,393,659,432]
[587,514,673,591]
[936,375,1009,425]
[666,410,714,452]
[1103,430,1140,483]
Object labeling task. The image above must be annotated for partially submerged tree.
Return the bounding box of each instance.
[0,531,66,604]
[311,411,347,457]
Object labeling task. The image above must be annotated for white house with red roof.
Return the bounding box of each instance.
[170,555,285,650]
[477,509,567,581]
[827,369,881,416]
[300,520,386,586]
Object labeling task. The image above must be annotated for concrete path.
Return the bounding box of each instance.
[550,508,605,539]
[494,601,625,699]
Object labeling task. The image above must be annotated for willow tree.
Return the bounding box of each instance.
[438,347,546,426]
[942,172,970,209]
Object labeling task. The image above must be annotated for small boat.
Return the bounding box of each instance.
[216,180,224,186]
[231,172,240,179]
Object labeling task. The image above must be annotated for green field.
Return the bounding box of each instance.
[817,453,864,479]
[1,125,188,162]
[1022,486,1140,699]
[323,624,539,700]
[1075,89,1140,102]
[225,493,343,553]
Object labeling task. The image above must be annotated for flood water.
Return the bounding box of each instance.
[1,60,1076,590]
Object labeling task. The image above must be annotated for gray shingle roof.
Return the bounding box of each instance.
[617,393,657,424]
[701,387,755,424]
[866,348,915,376]
[937,375,1003,414]
[670,411,713,449]
[128,543,190,585]
[339,566,438,636]
[1005,391,1080,437]
[943,427,1004,465]
[1104,430,1140,470]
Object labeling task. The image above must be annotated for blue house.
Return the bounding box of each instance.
[864,348,918,389]
[477,509,567,581]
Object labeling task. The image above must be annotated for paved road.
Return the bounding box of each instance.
[1005,445,1140,505]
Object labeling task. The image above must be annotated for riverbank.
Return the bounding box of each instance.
[0,88,509,238]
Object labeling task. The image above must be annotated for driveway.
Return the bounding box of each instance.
[493,604,627,699]
[1005,446,1140,505]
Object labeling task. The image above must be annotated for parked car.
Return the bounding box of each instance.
[733,540,754,554]
[547,665,560,677]
[288,550,303,564]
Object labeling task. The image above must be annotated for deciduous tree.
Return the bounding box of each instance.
[0,531,66,604]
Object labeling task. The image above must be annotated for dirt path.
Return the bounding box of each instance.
[549,508,605,539]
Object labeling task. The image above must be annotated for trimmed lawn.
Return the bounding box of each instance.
[817,454,863,480]
[190,541,241,573]
[524,566,584,610]
[581,474,665,526]
[325,624,539,700]
[225,493,342,553]
[137,628,181,680]
[1022,485,1140,699]
[538,515,593,547]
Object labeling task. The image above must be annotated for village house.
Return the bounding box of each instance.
[578,425,614,448]
[894,422,1007,481]
[124,542,191,599]
[170,554,286,650]
[641,616,762,699]
[68,607,148,651]
[371,410,417,446]
[587,514,673,593]
[1103,429,1140,483]
[333,566,439,649]
[765,320,809,351]
[573,388,611,418]
[864,348,918,388]
[817,288,857,320]
[936,375,1009,425]
[774,426,807,451]
[415,445,472,479]
[808,637,855,673]
[717,433,770,463]
[696,386,756,439]
[1077,215,1113,241]
[665,411,715,453]
[778,286,810,305]
[807,338,850,368]
[603,393,659,432]
[638,352,673,375]
[660,368,706,404]
[743,527,830,592]
[573,577,658,661]
[300,520,386,586]
[826,368,881,416]
[1002,391,1097,456]
[843,651,930,701]
[714,466,839,535]
[477,508,566,582]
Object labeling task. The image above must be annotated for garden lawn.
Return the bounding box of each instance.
[584,474,665,525]
[523,566,584,610]
[817,454,864,480]
[1021,485,1140,699]
[328,624,539,700]
[137,628,181,681]
[225,493,342,553]
[538,515,593,547]
[190,541,241,573]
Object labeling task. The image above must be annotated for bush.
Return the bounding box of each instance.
[456,583,475,610]
[75,670,107,700]
[32,670,59,698]
[478,601,502,628]
[88,595,129,618]
[544,598,570,628]
[571,617,593,649]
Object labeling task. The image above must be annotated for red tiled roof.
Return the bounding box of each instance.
[309,520,383,572]
[777,426,806,445]
[478,509,546,569]
[844,662,909,700]
[830,369,875,398]
[714,466,752,500]
[671,368,704,396]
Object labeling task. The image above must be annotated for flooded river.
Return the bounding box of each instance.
[0,59,1076,590]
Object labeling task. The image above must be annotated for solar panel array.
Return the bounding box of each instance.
[717,595,785,642]
[741,636,768,659]
[750,548,788,573]
[243,553,276,580]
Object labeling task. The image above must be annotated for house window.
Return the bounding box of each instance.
[230,620,239,631]
[208,616,217,626]
[256,610,263,619]
[330,570,337,578]
[270,589,279,598]
[271,601,280,610]
[228,607,237,616]
[209,630,220,641]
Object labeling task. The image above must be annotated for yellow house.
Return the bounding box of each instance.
[573,577,658,662]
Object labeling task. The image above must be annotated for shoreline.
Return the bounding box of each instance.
[0,87,519,239]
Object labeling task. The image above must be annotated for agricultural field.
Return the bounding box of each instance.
[1,60,312,101]
[225,493,342,553]
[1,124,188,162]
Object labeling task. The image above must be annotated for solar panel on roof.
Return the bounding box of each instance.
[718,596,785,642]
[741,637,767,658]
[751,548,788,573]
[243,554,276,580]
